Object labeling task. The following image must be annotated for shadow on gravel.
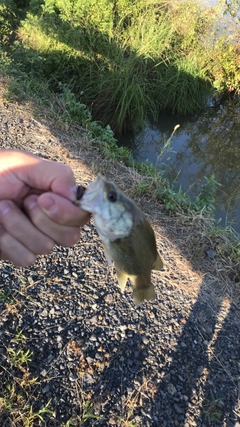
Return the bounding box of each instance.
[89,333,149,422]
[153,281,240,427]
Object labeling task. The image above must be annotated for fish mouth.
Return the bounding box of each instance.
[76,185,86,200]
[79,175,104,210]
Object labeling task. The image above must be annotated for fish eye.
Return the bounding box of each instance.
[107,191,117,202]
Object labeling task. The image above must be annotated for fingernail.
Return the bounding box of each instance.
[0,202,10,216]
[40,195,56,213]
[26,196,38,210]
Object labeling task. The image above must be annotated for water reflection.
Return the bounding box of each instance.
[118,96,240,233]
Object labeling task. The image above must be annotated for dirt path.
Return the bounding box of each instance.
[0,77,239,427]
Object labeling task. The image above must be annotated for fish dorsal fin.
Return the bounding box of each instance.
[116,269,128,291]
[152,253,163,270]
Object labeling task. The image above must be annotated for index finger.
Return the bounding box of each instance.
[19,154,77,201]
[1,150,77,201]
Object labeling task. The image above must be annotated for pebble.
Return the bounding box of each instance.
[166,383,177,395]
[142,335,149,345]
[174,403,184,414]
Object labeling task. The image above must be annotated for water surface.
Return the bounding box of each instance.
[118,96,240,234]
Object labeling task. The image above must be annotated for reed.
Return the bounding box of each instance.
[8,0,239,132]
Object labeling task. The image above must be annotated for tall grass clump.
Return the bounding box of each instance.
[13,0,217,132]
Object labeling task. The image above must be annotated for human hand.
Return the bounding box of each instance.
[0,150,90,266]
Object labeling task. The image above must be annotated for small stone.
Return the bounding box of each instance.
[142,335,149,345]
[166,383,177,395]
[174,403,184,414]
[95,352,102,360]
[196,365,204,376]
[43,384,50,393]
[69,373,78,381]
[40,309,48,317]
[163,373,171,383]
[205,249,216,259]
[105,294,114,303]
[89,316,98,324]
[84,374,94,384]
[40,369,48,377]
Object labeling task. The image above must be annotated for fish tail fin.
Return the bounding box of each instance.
[133,282,156,306]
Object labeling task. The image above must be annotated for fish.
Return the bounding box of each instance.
[76,174,163,305]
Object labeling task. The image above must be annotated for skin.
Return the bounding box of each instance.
[0,149,90,267]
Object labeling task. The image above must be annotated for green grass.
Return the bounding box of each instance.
[2,0,239,133]
[2,0,218,132]
[0,289,15,304]
[202,391,223,424]
[8,348,33,368]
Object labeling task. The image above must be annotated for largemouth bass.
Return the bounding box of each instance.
[77,175,163,305]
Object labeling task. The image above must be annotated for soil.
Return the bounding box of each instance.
[0,75,239,427]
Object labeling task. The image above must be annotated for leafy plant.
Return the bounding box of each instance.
[14,329,27,342]
[202,391,223,424]
[0,290,15,304]
[8,348,33,367]
[194,175,221,213]
[62,401,104,426]
[15,0,216,132]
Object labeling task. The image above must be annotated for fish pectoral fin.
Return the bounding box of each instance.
[116,269,128,292]
[152,253,163,271]
[103,244,113,265]
[130,275,156,305]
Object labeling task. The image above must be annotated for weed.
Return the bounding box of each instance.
[207,224,240,273]
[62,401,104,426]
[0,289,15,304]
[0,387,53,427]
[8,348,33,367]
[80,400,103,425]
[116,413,139,427]
[135,181,151,195]
[5,0,225,132]
[194,175,221,214]
[202,391,223,424]
[14,329,27,343]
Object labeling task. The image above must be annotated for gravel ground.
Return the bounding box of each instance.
[0,80,239,427]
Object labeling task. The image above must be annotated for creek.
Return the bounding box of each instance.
[118,95,240,234]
